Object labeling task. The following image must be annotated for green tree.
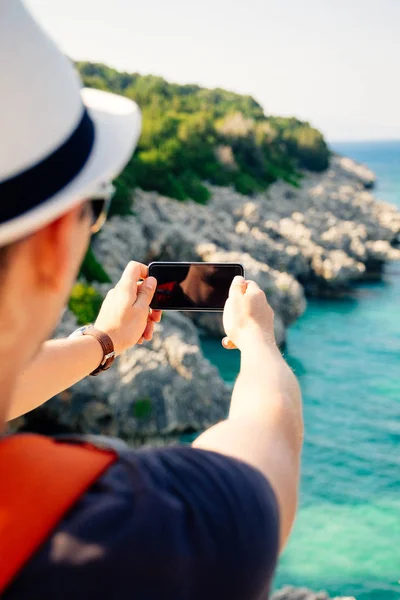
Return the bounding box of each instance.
[76,61,330,202]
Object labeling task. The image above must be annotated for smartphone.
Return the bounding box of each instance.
[149,262,245,311]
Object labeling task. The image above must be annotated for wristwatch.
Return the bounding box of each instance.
[69,325,115,376]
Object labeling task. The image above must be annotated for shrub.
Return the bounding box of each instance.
[179,172,211,204]
[68,283,104,325]
[76,62,330,204]
[234,173,263,196]
[79,246,111,284]
[269,117,330,172]
[110,166,136,217]
[132,397,153,419]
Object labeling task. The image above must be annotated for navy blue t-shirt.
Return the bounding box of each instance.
[5,446,279,599]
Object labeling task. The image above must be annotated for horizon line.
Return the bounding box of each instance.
[329,139,400,144]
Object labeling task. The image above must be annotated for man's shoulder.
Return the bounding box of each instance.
[6,445,279,600]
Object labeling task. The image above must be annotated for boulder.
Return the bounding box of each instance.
[92,215,149,281]
[333,154,376,188]
[195,245,306,328]
[11,310,231,443]
[272,587,355,600]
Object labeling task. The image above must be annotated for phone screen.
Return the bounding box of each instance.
[149,262,245,311]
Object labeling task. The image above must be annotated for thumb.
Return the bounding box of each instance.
[135,277,157,310]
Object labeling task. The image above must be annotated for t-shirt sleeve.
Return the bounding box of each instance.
[133,446,280,600]
[5,446,279,600]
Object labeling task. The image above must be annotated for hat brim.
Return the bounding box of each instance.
[0,88,141,246]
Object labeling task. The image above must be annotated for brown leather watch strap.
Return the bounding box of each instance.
[82,326,115,376]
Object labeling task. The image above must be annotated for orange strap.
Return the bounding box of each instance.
[0,434,117,593]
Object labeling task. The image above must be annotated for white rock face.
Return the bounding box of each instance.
[121,154,400,308]
[334,154,376,188]
[190,246,304,343]
[13,155,399,442]
[85,154,400,439]
[92,215,149,281]
[271,586,356,600]
[14,310,231,441]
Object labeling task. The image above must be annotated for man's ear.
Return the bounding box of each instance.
[26,205,84,292]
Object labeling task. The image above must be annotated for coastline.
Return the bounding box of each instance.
[8,150,400,600]
[272,586,356,600]
[9,154,400,442]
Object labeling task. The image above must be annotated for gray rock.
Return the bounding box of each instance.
[333,154,376,188]
[13,310,230,442]
[85,153,400,347]
[193,245,305,341]
[92,214,149,282]
[131,156,400,306]
[272,586,355,600]
[12,153,399,447]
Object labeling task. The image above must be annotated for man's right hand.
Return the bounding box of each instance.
[222,276,276,351]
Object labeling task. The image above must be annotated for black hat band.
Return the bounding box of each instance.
[0,108,95,224]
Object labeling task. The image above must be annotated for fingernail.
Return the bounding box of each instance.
[145,277,156,290]
[233,276,245,284]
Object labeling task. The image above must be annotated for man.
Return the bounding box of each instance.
[0,1,303,598]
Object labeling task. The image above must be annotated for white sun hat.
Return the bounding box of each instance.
[0,0,142,246]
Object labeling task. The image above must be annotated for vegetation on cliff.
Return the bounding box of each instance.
[69,62,330,322]
[68,282,104,325]
[76,62,330,214]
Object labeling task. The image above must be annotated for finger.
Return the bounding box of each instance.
[142,320,155,341]
[104,287,116,301]
[138,337,144,345]
[245,280,263,295]
[229,276,247,298]
[117,262,149,304]
[221,337,237,350]
[149,309,162,323]
[135,276,157,310]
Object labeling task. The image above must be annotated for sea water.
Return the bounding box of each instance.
[201,141,400,600]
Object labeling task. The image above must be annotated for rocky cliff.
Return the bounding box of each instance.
[11,155,400,444]
[94,154,400,343]
[11,307,230,443]
[271,586,355,600]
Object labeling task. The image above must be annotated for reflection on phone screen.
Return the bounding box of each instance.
[150,264,243,310]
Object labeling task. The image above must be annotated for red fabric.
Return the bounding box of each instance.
[154,281,181,307]
[0,434,117,593]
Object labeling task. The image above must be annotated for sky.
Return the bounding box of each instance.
[26,0,400,142]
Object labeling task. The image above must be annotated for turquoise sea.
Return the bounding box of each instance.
[201,141,400,600]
